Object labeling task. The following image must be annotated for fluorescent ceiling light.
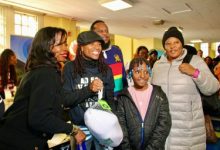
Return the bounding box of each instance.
[162,3,193,15]
[99,0,133,11]
[190,39,203,43]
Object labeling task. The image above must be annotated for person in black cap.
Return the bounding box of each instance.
[151,27,219,150]
[63,31,115,150]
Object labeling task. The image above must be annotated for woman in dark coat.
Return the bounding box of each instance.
[0,27,85,150]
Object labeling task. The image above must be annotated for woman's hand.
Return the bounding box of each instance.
[74,129,86,145]
[179,63,196,76]
[89,78,103,92]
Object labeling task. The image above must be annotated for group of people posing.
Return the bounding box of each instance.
[0,20,219,150]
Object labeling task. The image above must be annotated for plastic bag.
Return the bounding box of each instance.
[84,100,123,147]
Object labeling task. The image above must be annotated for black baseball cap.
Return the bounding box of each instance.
[77,31,104,48]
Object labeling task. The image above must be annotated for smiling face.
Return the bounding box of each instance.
[132,62,149,90]
[81,41,102,60]
[164,37,183,61]
[51,32,68,62]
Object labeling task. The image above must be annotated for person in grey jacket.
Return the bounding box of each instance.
[116,57,171,150]
[151,27,220,150]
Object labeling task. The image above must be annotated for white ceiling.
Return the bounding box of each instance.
[1,0,220,43]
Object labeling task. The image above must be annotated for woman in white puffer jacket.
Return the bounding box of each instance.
[151,27,219,150]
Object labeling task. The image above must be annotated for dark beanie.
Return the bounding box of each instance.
[162,27,184,48]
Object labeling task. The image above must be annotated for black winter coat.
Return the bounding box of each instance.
[63,60,115,125]
[0,67,73,150]
[116,85,171,150]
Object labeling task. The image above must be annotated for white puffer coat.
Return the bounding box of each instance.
[151,49,219,150]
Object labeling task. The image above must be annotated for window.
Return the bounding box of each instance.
[200,43,209,57]
[186,43,194,47]
[0,6,6,51]
[14,12,38,37]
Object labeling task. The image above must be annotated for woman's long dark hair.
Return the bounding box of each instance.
[73,44,108,77]
[25,27,67,71]
[0,49,17,87]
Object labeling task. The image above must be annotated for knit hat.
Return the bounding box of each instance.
[77,31,104,48]
[162,27,184,48]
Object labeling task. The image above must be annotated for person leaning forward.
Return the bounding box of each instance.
[0,27,86,150]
